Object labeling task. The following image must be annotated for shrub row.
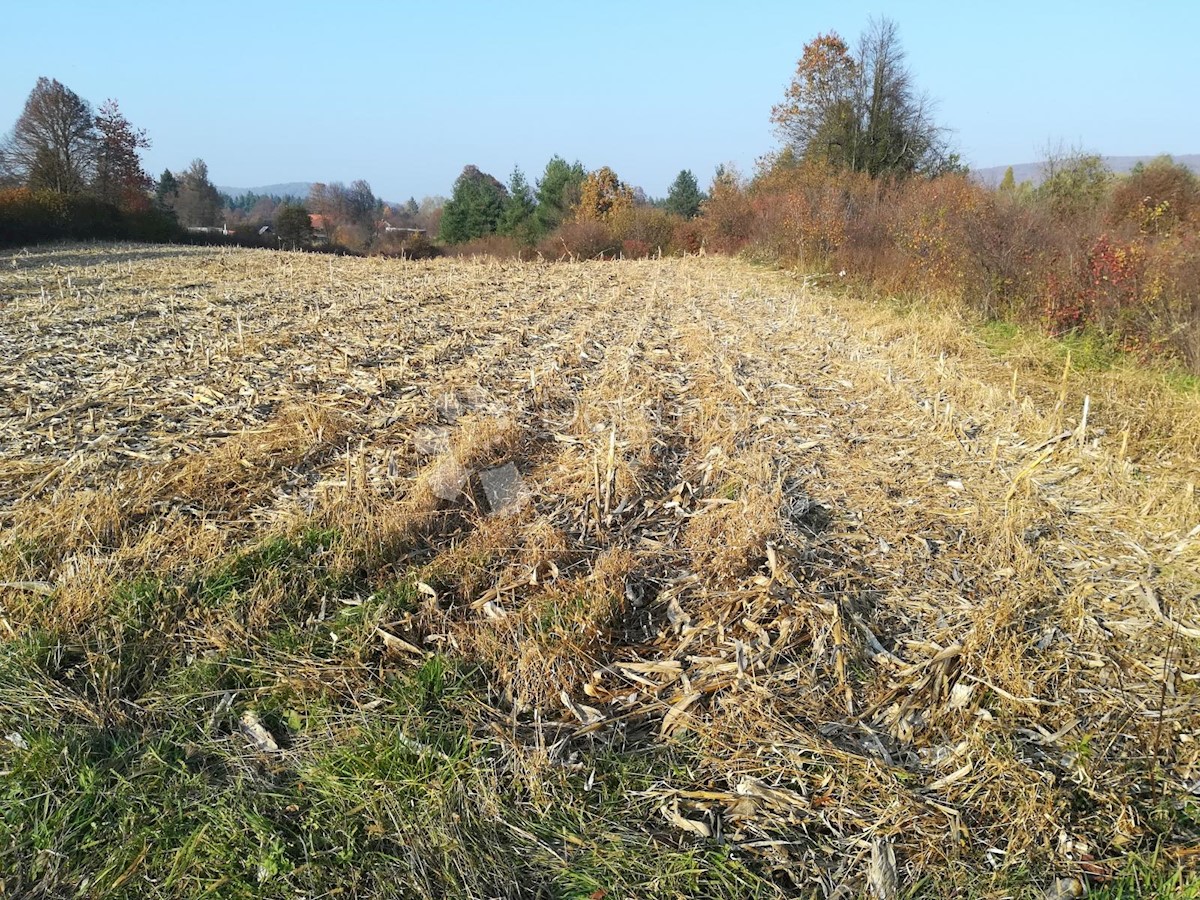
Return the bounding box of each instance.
[700,158,1200,371]
[532,207,700,260]
[0,188,179,246]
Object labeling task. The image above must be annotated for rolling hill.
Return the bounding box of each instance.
[216,182,314,199]
[974,154,1199,186]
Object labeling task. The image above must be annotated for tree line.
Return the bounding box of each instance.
[436,160,704,247]
[0,78,178,243]
[4,14,1196,372]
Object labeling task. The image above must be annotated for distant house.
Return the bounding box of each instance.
[187,224,234,235]
[380,220,426,236]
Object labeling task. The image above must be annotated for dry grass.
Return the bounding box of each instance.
[1,243,1198,898]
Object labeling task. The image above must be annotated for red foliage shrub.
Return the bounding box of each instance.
[747,158,873,267]
[539,219,618,260]
[887,173,982,293]
[621,239,652,259]
[609,206,677,257]
[1138,232,1200,367]
[960,193,1053,318]
[1110,158,1200,234]
[671,217,704,254]
[700,171,755,254]
[712,155,1200,372]
[441,234,527,259]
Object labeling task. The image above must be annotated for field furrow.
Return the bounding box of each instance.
[1,244,1198,898]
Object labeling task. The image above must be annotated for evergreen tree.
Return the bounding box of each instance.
[499,166,537,244]
[155,169,179,212]
[439,165,508,243]
[664,169,704,219]
[998,166,1016,193]
[534,156,586,235]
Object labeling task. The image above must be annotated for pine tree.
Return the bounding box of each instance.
[534,156,586,234]
[155,169,179,212]
[998,166,1016,193]
[439,166,508,243]
[664,169,704,219]
[499,167,537,244]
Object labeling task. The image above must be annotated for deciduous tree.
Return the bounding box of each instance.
[275,202,314,249]
[1111,155,1199,232]
[577,166,634,221]
[345,179,378,228]
[771,33,858,171]
[772,19,949,177]
[248,195,279,223]
[1036,147,1111,219]
[92,100,152,210]
[307,179,379,247]
[174,158,222,227]
[1,77,97,193]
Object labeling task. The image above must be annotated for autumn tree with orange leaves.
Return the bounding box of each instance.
[771,33,858,169]
[772,18,951,178]
[577,166,634,221]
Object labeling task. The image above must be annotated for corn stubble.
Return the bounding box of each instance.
[1,243,1198,898]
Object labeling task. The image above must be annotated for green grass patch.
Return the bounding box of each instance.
[1,521,787,898]
[194,526,345,609]
[977,320,1125,371]
[976,319,1200,392]
[1089,850,1200,899]
[0,640,783,898]
[27,517,1196,897]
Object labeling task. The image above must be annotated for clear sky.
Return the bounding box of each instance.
[2,0,1196,200]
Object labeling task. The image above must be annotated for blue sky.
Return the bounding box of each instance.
[2,1,1196,200]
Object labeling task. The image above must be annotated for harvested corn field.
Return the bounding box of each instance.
[1,243,1199,899]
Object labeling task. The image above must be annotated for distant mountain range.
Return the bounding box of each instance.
[217,182,314,199]
[974,155,1199,187]
[218,158,1199,200]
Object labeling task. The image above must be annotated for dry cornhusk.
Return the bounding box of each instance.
[1,243,1198,894]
